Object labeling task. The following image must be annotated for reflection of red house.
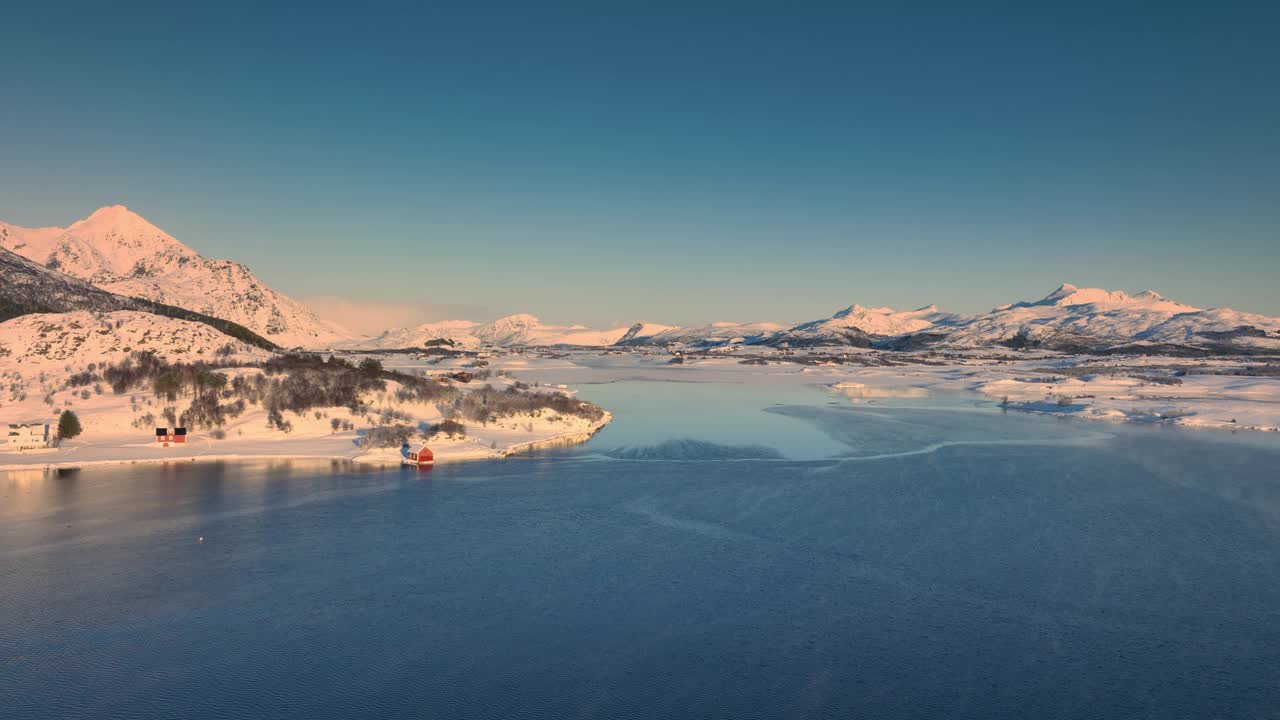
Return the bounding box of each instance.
[406,444,434,465]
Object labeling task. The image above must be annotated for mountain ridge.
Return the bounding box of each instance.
[0,206,345,348]
[346,283,1279,354]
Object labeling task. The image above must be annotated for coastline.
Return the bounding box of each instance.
[0,413,613,472]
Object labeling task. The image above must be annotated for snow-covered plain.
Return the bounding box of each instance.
[474,349,1280,433]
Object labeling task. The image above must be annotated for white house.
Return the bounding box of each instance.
[7,422,52,451]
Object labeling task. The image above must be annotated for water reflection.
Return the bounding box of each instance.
[829,381,930,400]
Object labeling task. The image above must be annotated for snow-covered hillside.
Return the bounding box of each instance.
[774,305,969,347]
[1,245,277,349]
[0,206,346,348]
[0,311,271,373]
[615,321,789,347]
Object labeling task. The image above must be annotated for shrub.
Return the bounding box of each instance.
[67,371,99,388]
[425,419,466,439]
[451,385,605,425]
[364,424,415,449]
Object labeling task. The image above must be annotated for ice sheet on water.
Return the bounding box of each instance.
[603,438,784,461]
[767,404,1108,458]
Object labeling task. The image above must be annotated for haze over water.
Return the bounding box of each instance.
[4,383,1280,719]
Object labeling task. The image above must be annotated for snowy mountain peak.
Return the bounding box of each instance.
[498,313,541,325]
[78,204,145,225]
[474,314,543,344]
[1038,283,1133,307]
[831,304,867,319]
[1020,284,1195,312]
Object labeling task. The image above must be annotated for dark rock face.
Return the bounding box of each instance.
[873,332,949,351]
[999,329,1103,354]
[614,322,649,345]
[1198,325,1269,341]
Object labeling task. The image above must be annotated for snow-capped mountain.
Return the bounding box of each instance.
[344,283,1277,355]
[616,284,1276,353]
[0,206,346,348]
[615,321,790,347]
[773,304,969,347]
[938,283,1280,351]
[352,320,485,350]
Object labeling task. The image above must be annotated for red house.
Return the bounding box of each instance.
[155,427,187,446]
[405,444,434,466]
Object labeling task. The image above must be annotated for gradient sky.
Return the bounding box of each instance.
[2,1,1277,327]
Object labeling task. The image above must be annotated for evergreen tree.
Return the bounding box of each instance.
[58,410,82,440]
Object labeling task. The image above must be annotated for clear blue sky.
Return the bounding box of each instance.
[2,1,1277,325]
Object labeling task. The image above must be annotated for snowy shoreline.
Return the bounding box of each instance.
[4,348,1278,476]
[0,413,613,472]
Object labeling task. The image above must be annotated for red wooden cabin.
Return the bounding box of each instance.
[406,444,434,465]
[155,427,188,446]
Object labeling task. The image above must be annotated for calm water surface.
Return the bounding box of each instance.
[3,382,1280,719]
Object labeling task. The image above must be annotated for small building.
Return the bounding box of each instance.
[155,427,188,446]
[405,444,434,466]
[7,422,52,451]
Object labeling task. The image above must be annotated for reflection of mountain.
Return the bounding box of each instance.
[830,383,930,400]
[604,438,783,461]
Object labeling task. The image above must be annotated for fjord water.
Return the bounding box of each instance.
[4,383,1280,719]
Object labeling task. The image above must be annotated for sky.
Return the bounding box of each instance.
[2,1,1277,327]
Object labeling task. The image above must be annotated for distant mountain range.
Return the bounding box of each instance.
[357,284,1280,356]
[2,206,1276,358]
